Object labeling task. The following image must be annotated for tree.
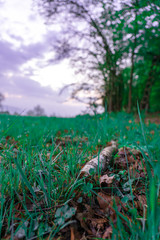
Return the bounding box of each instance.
[34,105,46,116]
[114,0,160,112]
[27,110,35,116]
[126,1,138,113]
[127,0,160,111]
[37,0,160,113]
[27,105,46,116]
[37,0,127,112]
[0,93,5,111]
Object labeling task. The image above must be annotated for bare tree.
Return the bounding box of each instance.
[27,110,35,116]
[37,0,160,113]
[34,105,46,116]
[0,93,5,111]
[37,0,126,112]
[27,105,46,116]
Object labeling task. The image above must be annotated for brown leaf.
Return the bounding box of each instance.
[102,226,112,239]
[56,131,62,136]
[2,235,11,239]
[128,155,136,163]
[129,148,142,157]
[84,204,95,216]
[0,143,4,150]
[97,192,117,212]
[114,155,126,168]
[70,226,75,240]
[47,152,51,160]
[97,192,128,222]
[64,129,69,133]
[76,204,95,235]
[137,195,147,208]
[150,130,155,135]
[91,218,107,230]
[76,212,92,235]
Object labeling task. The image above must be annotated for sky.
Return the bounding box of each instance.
[0,0,86,116]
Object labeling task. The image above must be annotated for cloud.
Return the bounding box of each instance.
[0,39,51,72]
[0,32,72,115]
[1,73,86,116]
[1,74,58,99]
[0,40,24,72]
[0,0,85,116]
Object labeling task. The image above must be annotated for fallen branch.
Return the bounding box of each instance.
[80,141,118,177]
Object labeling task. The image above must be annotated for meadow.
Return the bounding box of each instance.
[0,112,159,239]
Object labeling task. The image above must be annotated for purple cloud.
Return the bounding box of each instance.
[0,39,52,73]
[0,0,85,116]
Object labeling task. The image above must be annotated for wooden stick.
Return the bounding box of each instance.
[80,141,118,177]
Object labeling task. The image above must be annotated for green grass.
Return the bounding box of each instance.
[0,112,159,239]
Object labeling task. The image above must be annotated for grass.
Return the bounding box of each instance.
[0,112,159,239]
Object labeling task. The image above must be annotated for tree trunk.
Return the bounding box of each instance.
[128,48,135,113]
[140,54,160,111]
[140,63,154,111]
[116,74,123,111]
[128,10,137,113]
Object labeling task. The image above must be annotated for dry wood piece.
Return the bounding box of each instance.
[80,141,118,177]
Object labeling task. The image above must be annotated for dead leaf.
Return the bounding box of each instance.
[64,129,69,133]
[129,148,142,157]
[76,204,95,235]
[91,218,107,230]
[97,192,115,211]
[100,174,115,185]
[70,226,75,240]
[100,174,115,191]
[79,233,87,240]
[2,235,11,240]
[128,155,135,163]
[150,130,155,135]
[47,152,51,160]
[76,212,92,235]
[102,226,112,239]
[137,195,147,208]
[97,192,128,222]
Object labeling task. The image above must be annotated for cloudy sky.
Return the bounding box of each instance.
[0,0,86,116]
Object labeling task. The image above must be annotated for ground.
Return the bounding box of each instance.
[0,112,159,239]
